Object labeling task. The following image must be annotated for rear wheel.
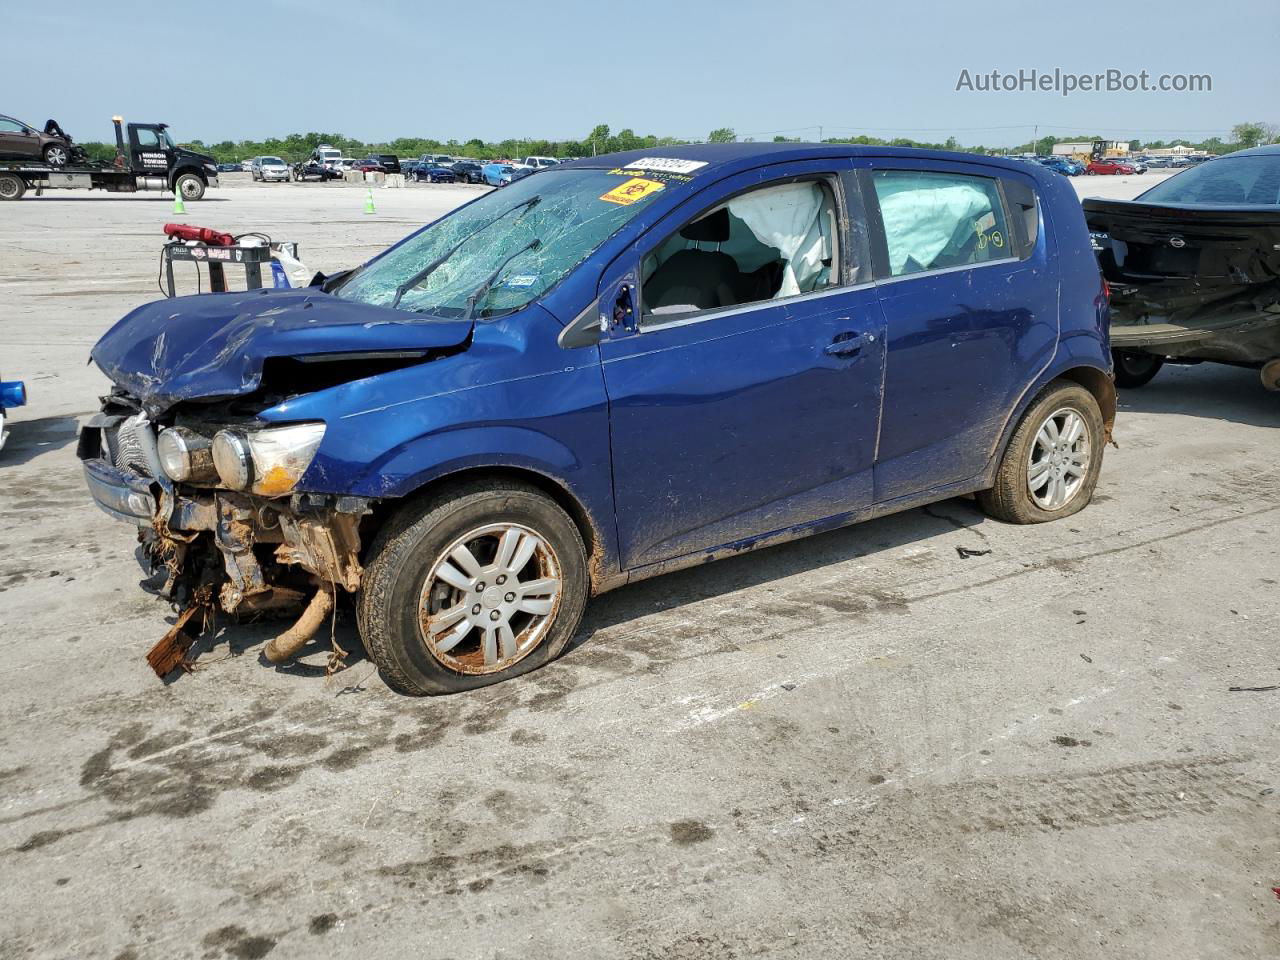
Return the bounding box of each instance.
[1261,358,1280,392]
[977,381,1104,524]
[0,174,26,201]
[358,479,589,695]
[1112,350,1163,388]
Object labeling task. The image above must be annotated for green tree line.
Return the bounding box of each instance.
[73,121,1277,165]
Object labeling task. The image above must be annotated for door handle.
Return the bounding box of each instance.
[824,331,873,358]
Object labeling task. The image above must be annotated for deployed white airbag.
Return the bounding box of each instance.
[875,174,992,275]
[727,182,827,297]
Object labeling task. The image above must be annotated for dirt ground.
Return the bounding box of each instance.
[1,171,1277,960]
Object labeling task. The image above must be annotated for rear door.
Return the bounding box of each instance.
[599,159,887,570]
[864,159,1057,503]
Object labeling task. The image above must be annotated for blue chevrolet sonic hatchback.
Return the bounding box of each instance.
[83,144,1114,694]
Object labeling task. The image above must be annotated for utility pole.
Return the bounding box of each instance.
[818,125,823,142]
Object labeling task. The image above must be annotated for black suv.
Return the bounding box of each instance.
[451,161,484,183]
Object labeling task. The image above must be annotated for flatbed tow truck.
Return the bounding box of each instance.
[0,116,219,202]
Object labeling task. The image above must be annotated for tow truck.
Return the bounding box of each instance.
[0,117,219,202]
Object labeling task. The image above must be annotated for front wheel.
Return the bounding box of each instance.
[977,382,1104,524]
[43,143,68,166]
[174,173,205,201]
[358,479,589,695]
[1112,350,1163,388]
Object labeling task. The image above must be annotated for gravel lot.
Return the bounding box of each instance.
[1,171,1277,960]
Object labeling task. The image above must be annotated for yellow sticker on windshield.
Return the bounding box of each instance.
[600,177,665,205]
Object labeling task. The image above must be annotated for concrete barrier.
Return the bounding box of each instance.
[364,171,386,186]
[383,174,405,189]
[344,170,363,184]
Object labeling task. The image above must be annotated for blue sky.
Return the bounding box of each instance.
[6,0,1275,146]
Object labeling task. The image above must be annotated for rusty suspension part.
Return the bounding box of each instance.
[262,587,334,663]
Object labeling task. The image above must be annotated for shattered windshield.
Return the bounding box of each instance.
[1138,156,1280,206]
[334,169,667,318]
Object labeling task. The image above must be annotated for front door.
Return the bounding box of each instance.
[129,126,172,176]
[599,161,886,571]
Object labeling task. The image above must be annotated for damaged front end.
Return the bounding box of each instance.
[79,396,368,675]
[78,288,476,676]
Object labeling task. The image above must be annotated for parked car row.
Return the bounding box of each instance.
[210,149,573,187]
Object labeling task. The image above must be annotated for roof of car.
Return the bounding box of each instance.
[1227,144,1280,159]
[562,142,1055,181]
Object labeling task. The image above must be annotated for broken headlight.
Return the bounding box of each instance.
[157,427,217,483]
[212,422,326,496]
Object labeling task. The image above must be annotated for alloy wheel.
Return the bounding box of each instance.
[1027,408,1090,510]
[418,523,562,675]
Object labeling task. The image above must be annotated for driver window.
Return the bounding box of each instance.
[134,129,162,149]
[640,178,840,322]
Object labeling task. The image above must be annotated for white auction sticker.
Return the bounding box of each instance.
[626,157,710,175]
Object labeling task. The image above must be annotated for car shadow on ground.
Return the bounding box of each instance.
[176,495,992,691]
[1116,362,1280,429]
[569,494,992,653]
[0,414,81,466]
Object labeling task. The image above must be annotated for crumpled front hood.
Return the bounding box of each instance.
[91,288,474,413]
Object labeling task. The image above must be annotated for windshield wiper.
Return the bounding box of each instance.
[461,239,542,321]
[390,195,542,309]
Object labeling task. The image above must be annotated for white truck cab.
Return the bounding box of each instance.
[313,145,342,167]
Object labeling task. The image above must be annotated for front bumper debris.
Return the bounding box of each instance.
[78,414,370,678]
[83,457,156,525]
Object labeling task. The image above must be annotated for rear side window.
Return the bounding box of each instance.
[1137,155,1280,205]
[871,170,1010,277]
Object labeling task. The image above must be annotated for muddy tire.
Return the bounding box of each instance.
[977,381,1105,524]
[357,478,589,695]
[0,174,25,201]
[1112,350,1163,388]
